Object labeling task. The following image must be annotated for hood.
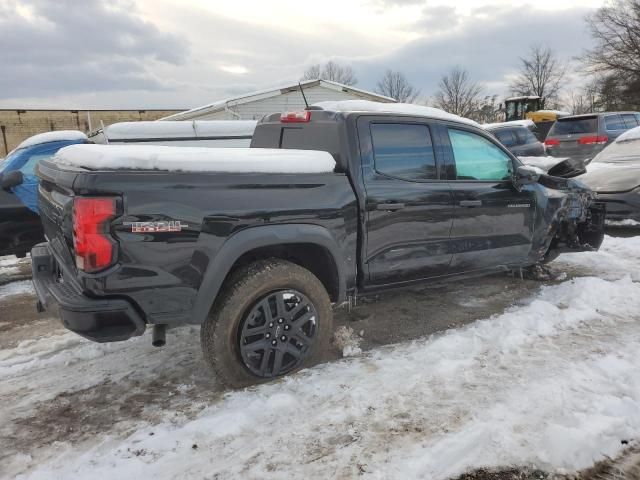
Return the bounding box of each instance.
[519,156,586,178]
[579,163,640,193]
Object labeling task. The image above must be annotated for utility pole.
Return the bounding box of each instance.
[1,126,8,157]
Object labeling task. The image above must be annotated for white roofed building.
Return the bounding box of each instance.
[162,79,396,121]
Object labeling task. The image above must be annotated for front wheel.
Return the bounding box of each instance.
[201,259,333,388]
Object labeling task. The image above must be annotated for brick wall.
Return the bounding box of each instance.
[0,109,183,156]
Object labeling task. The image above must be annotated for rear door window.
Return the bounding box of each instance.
[448,129,513,181]
[370,123,437,181]
[514,127,538,145]
[605,114,626,131]
[550,117,598,135]
[621,113,639,128]
[494,129,517,147]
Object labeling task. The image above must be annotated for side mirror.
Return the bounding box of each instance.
[1,170,24,190]
[514,165,541,187]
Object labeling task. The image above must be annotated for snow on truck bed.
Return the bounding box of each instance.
[53,144,336,173]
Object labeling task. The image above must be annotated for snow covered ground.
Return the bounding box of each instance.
[2,237,640,479]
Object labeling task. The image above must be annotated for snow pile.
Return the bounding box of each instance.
[4,236,640,479]
[605,218,640,227]
[333,326,363,357]
[556,234,640,281]
[13,275,640,479]
[0,255,21,269]
[14,130,87,151]
[615,125,640,143]
[314,100,479,126]
[0,280,33,299]
[53,144,336,173]
[6,236,640,479]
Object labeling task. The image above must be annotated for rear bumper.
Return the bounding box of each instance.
[31,243,146,342]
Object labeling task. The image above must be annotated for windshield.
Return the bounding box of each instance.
[550,117,598,135]
[592,138,640,163]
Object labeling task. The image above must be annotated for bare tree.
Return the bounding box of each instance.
[564,79,600,114]
[509,45,566,107]
[581,0,640,109]
[301,61,358,85]
[565,91,594,115]
[583,0,640,79]
[474,95,502,123]
[433,66,483,117]
[301,64,321,81]
[375,69,420,103]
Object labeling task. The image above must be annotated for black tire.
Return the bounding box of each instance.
[201,259,333,388]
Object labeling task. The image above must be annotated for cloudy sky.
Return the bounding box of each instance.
[0,0,605,109]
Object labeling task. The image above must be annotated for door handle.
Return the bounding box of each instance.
[376,203,406,211]
[459,200,482,207]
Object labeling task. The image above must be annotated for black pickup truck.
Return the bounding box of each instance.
[32,102,605,387]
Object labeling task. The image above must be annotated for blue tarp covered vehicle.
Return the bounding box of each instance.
[1,131,88,212]
[0,131,87,256]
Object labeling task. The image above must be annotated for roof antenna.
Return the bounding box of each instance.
[298,82,310,110]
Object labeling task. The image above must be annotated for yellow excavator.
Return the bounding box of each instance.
[504,96,569,139]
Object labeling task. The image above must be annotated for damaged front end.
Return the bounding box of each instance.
[532,174,605,263]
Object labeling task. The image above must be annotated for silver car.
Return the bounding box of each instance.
[545,112,640,161]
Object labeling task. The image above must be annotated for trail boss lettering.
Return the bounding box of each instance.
[125,221,187,233]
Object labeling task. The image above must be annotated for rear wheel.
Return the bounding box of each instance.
[201,259,333,388]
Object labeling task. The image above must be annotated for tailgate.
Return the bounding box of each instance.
[36,160,79,267]
[546,116,600,160]
[550,136,598,160]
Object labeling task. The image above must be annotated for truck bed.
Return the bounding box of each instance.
[36,157,358,336]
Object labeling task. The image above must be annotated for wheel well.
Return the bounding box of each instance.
[227,243,340,302]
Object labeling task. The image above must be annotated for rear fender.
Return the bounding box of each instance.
[190,224,347,325]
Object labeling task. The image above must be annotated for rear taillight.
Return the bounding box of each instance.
[280,111,311,123]
[578,135,608,145]
[545,138,560,147]
[73,197,117,273]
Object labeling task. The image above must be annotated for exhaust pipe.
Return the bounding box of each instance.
[152,324,166,347]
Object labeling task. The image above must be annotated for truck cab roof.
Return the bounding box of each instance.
[251,100,480,172]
